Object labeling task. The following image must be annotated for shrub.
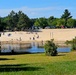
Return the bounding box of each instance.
[44,40,57,56]
[71,37,76,50]
[65,37,76,50]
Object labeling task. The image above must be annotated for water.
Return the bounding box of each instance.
[57,47,71,53]
[0,42,71,54]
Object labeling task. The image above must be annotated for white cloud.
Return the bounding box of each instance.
[0,6,73,18]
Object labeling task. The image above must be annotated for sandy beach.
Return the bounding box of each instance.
[0,29,76,43]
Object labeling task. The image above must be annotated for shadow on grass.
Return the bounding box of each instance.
[0,64,43,72]
[0,52,44,55]
[0,58,15,60]
[0,52,32,55]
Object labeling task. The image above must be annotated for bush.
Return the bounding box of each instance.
[65,37,76,50]
[71,37,76,50]
[44,40,57,56]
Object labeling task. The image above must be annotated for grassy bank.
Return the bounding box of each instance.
[0,52,76,75]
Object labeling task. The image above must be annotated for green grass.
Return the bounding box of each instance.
[0,52,76,75]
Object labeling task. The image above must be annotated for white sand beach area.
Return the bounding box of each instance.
[0,29,76,42]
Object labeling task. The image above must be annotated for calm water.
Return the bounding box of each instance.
[0,42,71,54]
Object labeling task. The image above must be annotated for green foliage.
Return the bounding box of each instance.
[0,17,6,31]
[34,17,48,29]
[67,19,76,28]
[17,11,31,30]
[44,40,57,56]
[56,19,65,28]
[61,9,72,27]
[47,16,57,28]
[48,16,55,26]
[65,37,76,50]
[61,9,72,19]
[30,18,37,27]
[1,10,31,31]
[71,37,76,50]
[0,9,76,31]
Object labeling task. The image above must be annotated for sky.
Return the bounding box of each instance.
[0,0,76,18]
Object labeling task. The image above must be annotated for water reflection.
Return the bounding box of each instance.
[0,42,32,53]
[0,42,71,54]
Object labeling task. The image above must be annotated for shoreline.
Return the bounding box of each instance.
[0,29,76,43]
[0,39,66,44]
[0,40,69,47]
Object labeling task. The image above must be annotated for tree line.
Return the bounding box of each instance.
[0,9,76,31]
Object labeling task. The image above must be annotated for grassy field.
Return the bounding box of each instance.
[0,52,76,75]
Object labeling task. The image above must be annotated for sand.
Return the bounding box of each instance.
[0,29,76,43]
